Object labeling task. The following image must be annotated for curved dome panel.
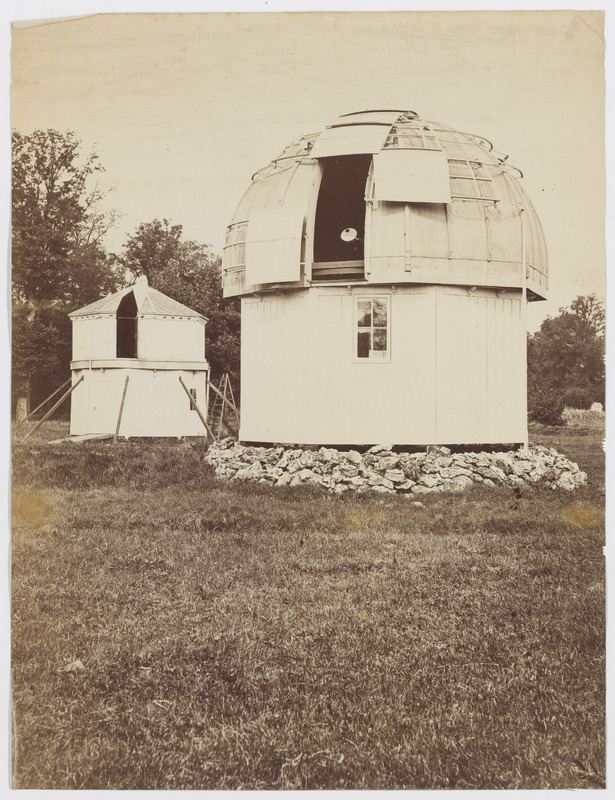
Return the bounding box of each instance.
[223,110,547,301]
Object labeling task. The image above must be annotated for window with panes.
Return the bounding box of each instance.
[448,159,497,201]
[355,296,390,361]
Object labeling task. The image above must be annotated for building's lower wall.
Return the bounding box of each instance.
[70,366,208,437]
[239,285,526,446]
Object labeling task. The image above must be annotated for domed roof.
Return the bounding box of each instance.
[251,109,512,181]
[223,109,547,301]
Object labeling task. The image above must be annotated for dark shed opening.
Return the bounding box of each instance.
[313,155,371,278]
[116,291,138,358]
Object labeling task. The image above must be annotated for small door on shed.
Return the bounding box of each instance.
[116,292,138,358]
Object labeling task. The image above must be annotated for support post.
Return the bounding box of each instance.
[179,376,216,441]
[114,375,130,443]
[22,376,84,441]
[520,205,529,450]
[14,377,72,428]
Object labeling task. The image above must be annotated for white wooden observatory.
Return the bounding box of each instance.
[69,276,210,438]
[223,109,548,446]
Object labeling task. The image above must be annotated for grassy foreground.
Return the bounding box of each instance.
[11,422,605,789]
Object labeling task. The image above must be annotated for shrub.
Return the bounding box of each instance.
[561,387,594,410]
[528,384,565,426]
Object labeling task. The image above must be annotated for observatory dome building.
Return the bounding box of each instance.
[223,109,547,446]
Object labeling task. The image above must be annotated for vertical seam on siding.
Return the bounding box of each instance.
[278,160,302,207]
[483,202,492,262]
[444,203,452,259]
[404,204,412,270]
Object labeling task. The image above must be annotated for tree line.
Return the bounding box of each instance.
[12,129,240,417]
[527,294,605,425]
[11,129,604,424]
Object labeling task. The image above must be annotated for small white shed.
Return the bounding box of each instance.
[69,276,210,438]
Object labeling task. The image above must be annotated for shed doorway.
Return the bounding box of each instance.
[313,154,371,280]
[116,291,138,358]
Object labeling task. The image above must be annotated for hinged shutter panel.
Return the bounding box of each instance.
[245,207,304,285]
[373,149,452,203]
[310,124,392,158]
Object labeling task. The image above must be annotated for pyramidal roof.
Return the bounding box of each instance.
[69,276,206,320]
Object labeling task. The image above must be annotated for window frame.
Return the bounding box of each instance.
[448,158,498,202]
[353,294,391,364]
[383,121,441,151]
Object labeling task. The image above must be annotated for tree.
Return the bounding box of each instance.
[116,220,240,387]
[527,294,605,423]
[12,129,118,304]
[568,294,605,337]
[12,303,71,420]
[11,129,119,416]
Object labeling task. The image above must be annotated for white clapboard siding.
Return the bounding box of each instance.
[239,286,526,445]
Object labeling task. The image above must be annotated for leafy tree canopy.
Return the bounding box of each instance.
[12,128,118,305]
[528,294,605,417]
[12,129,121,413]
[12,302,72,407]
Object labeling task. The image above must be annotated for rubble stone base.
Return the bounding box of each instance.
[204,441,587,494]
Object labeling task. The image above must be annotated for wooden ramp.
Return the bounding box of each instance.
[48,434,114,444]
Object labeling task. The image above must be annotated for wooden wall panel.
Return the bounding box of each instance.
[407,203,449,261]
[447,201,489,262]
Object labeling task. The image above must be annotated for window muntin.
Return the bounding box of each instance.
[383,122,441,150]
[355,296,389,361]
[448,159,497,201]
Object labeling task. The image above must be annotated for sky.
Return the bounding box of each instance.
[9,5,606,333]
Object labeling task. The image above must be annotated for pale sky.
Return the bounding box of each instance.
[9,6,607,333]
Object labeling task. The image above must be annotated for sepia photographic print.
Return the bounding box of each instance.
[9,3,607,792]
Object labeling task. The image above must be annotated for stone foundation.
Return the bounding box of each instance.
[204,441,587,494]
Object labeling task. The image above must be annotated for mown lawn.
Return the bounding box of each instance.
[11,422,605,789]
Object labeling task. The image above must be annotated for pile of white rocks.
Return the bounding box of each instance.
[204,440,587,494]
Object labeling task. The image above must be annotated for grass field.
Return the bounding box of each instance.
[11,420,605,789]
